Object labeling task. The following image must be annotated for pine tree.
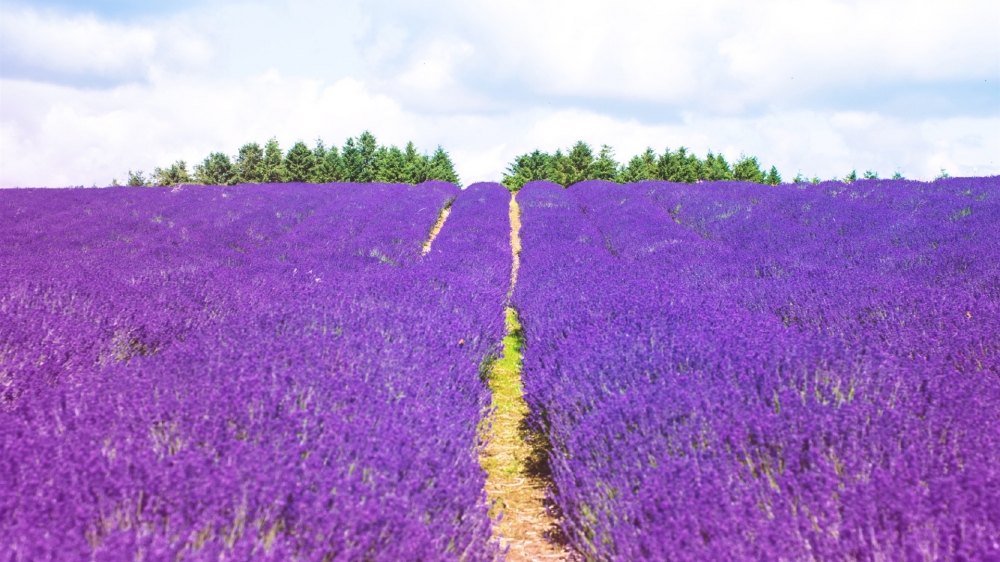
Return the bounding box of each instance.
[152,161,190,186]
[314,146,343,183]
[702,151,733,181]
[563,141,594,186]
[235,143,265,183]
[844,169,858,184]
[194,153,235,185]
[587,145,620,181]
[376,145,407,183]
[284,141,316,183]
[342,132,380,182]
[618,148,658,183]
[402,142,430,184]
[764,165,782,185]
[309,140,327,183]
[357,131,379,182]
[664,147,702,183]
[892,171,903,180]
[657,148,681,182]
[428,146,461,185]
[547,149,571,186]
[126,170,147,187]
[262,138,285,183]
[863,170,879,180]
[733,154,766,183]
[502,150,551,191]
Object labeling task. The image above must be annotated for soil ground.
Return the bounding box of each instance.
[479,195,570,561]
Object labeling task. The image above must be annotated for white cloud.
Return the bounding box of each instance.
[0,0,997,188]
[0,8,157,83]
[0,6,214,85]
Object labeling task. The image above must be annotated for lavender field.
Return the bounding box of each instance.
[1,182,510,560]
[514,177,1000,559]
[2,177,999,561]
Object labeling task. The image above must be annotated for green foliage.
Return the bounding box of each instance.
[764,166,782,185]
[342,131,380,183]
[126,170,147,187]
[702,152,733,181]
[148,133,458,187]
[936,168,950,180]
[502,143,783,189]
[194,153,235,185]
[659,147,703,183]
[618,148,658,183]
[262,138,286,183]
[314,144,343,183]
[403,141,431,184]
[284,141,316,183]
[543,142,594,187]
[502,150,552,191]
[733,155,766,183]
[892,171,904,180]
[235,143,265,183]
[863,169,879,180]
[844,169,858,184]
[428,146,461,186]
[792,172,806,184]
[152,161,190,186]
[587,145,620,182]
[376,146,406,183]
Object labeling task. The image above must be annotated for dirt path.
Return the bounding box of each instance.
[421,200,453,256]
[480,194,570,561]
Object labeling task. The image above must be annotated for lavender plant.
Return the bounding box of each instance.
[513,178,1000,560]
[1,181,511,560]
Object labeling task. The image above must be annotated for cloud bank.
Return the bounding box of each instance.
[1,0,997,187]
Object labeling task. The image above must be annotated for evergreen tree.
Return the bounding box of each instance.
[152,161,190,186]
[194,152,235,185]
[262,138,286,183]
[547,149,571,186]
[618,148,658,183]
[502,150,551,191]
[314,145,343,183]
[764,165,782,185]
[126,170,147,187]
[284,140,316,183]
[843,169,858,184]
[428,146,461,185]
[563,141,594,186]
[343,131,380,182]
[792,172,806,184]
[660,147,701,183]
[309,140,327,183]
[587,145,620,181]
[702,151,734,181]
[402,141,431,184]
[892,171,904,180]
[863,169,879,180]
[357,131,380,182]
[235,142,265,183]
[733,154,766,183]
[376,145,407,183]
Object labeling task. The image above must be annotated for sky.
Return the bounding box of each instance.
[1,0,998,187]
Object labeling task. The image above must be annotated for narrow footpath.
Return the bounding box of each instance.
[480,194,569,561]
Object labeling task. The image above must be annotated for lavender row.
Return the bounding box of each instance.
[512,178,1000,559]
[1,182,510,560]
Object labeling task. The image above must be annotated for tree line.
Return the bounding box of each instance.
[119,131,461,187]
[501,142,904,191]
